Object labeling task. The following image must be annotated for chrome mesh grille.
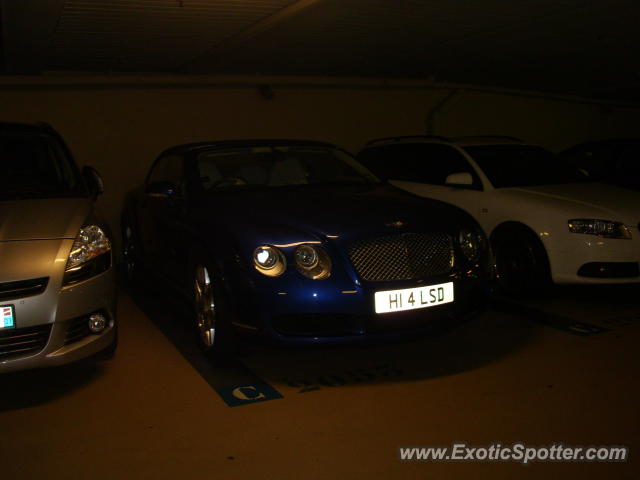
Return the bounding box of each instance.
[348,232,454,282]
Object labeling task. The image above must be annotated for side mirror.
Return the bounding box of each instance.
[82,165,104,197]
[445,172,473,186]
[146,181,178,198]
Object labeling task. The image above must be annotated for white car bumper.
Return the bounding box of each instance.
[547,233,640,284]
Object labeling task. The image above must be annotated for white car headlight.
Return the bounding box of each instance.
[568,219,632,239]
[253,245,286,277]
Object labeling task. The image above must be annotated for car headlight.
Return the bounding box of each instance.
[64,225,112,285]
[458,229,482,263]
[253,245,286,277]
[568,219,632,239]
[294,244,331,280]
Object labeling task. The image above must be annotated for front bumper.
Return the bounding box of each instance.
[0,239,117,374]
[547,233,640,284]
[230,273,488,345]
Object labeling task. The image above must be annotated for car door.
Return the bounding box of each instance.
[359,143,488,230]
[140,154,188,282]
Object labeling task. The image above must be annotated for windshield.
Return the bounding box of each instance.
[0,131,86,200]
[197,145,379,191]
[464,145,590,188]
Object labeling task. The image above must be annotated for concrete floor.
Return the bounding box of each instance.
[1,285,638,479]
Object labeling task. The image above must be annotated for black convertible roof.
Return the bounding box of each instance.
[159,139,337,157]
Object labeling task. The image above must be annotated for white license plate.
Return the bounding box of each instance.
[1,305,15,329]
[374,282,454,314]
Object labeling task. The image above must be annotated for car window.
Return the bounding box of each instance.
[358,143,480,188]
[196,146,378,191]
[0,131,85,200]
[147,155,184,187]
[465,145,589,188]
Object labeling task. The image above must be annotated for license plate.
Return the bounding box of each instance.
[1,305,15,329]
[374,282,454,314]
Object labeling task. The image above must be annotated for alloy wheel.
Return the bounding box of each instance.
[194,265,216,348]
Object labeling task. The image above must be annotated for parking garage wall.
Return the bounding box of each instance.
[0,75,638,253]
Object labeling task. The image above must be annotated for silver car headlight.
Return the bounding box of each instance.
[64,225,112,284]
[458,229,482,263]
[253,245,287,277]
[294,244,332,280]
[568,219,632,239]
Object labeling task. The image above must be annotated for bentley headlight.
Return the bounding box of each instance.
[459,229,482,263]
[568,219,632,239]
[294,244,331,280]
[253,245,286,276]
[64,225,112,284]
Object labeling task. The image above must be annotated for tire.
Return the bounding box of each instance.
[193,263,236,359]
[121,220,141,288]
[492,226,552,297]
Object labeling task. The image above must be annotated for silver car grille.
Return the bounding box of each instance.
[348,232,454,282]
[0,277,49,301]
[0,325,51,361]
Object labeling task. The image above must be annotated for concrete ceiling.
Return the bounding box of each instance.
[2,0,639,101]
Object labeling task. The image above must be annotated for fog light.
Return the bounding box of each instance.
[88,313,107,334]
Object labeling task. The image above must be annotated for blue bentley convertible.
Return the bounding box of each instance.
[122,140,490,355]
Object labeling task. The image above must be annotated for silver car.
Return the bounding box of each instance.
[0,122,117,373]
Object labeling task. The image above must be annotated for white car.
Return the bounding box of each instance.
[357,136,640,293]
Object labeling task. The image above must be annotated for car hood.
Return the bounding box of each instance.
[205,183,476,248]
[508,183,640,225]
[0,198,91,241]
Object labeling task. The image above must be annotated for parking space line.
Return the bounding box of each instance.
[129,289,283,407]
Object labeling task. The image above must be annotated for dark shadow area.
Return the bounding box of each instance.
[0,362,106,412]
[127,269,638,394]
[549,283,640,304]
[490,281,640,305]
[127,279,541,392]
[491,283,640,335]
[238,307,541,389]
